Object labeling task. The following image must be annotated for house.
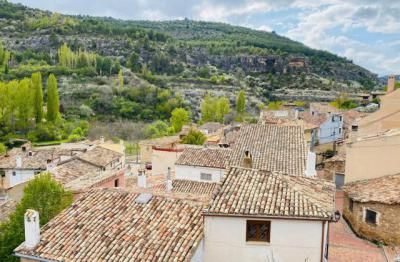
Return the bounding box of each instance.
[305,103,344,144]
[322,153,345,188]
[259,109,318,148]
[229,124,316,177]
[51,156,125,200]
[138,136,180,164]
[341,110,366,139]
[343,174,400,245]
[77,145,124,171]
[14,188,204,262]
[199,122,225,135]
[175,147,231,182]
[0,144,84,189]
[354,85,400,138]
[151,144,185,176]
[345,129,400,183]
[203,166,336,262]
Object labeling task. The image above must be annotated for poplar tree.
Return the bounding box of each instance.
[31,72,44,123]
[118,69,124,89]
[46,74,59,122]
[236,90,246,114]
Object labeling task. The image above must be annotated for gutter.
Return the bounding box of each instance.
[202,212,334,222]
[14,252,57,262]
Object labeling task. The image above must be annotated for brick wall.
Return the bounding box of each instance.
[343,193,400,245]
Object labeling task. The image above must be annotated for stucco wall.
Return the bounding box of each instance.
[190,239,204,262]
[175,165,224,182]
[343,194,400,245]
[318,115,343,144]
[204,216,326,262]
[151,149,183,176]
[5,169,37,188]
[345,134,400,183]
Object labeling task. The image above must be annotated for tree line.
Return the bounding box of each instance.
[0,72,60,131]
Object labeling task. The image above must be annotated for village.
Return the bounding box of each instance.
[0,76,399,262]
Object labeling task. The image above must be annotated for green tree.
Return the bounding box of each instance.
[182,128,206,145]
[200,94,217,123]
[216,97,230,123]
[170,107,190,132]
[46,74,60,122]
[0,173,72,261]
[31,72,44,123]
[236,90,246,115]
[0,143,6,154]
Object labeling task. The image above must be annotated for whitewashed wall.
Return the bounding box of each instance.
[175,165,225,182]
[319,115,343,144]
[204,216,326,262]
[6,169,36,188]
[190,239,204,262]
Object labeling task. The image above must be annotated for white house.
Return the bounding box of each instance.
[307,103,344,144]
[175,147,231,182]
[203,167,336,262]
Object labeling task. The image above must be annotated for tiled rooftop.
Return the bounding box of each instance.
[51,158,100,185]
[299,112,327,127]
[77,146,122,168]
[15,188,204,262]
[154,179,219,196]
[175,147,231,169]
[343,174,400,204]
[230,124,307,176]
[205,167,335,219]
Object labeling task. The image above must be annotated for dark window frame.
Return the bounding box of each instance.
[246,220,271,242]
[200,173,212,181]
[365,209,378,225]
[114,179,119,187]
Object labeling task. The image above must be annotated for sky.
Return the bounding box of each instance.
[9,0,400,76]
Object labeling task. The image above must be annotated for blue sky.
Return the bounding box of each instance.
[10,0,400,76]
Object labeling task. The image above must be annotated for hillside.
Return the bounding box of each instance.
[0,0,379,125]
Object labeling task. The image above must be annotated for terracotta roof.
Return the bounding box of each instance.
[310,102,340,114]
[139,136,180,146]
[175,147,231,169]
[0,199,17,222]
[51,158,100,185]
[230,124,307,176]
[77,146,122,168]
[299,112,327,127]
[15,188,204,262]
[205,167,335,219]
[0,147,75,170]
[199,122,225,133]
[343,174,400,204]
[154,179,219,196]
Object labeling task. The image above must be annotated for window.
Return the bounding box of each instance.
[339,116,343,121]
[200,173,212,181]
[114,179,119,187]
[365,209,377,225]
[349,199,354,212]
[352,125,358,132]
[339,128,342,134]
[12,171,16,176]
[332,116,335,122]
[246,220,271,242]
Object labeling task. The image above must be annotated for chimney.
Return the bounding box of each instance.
[305,151,317,177]
[166,167,173,191]
[16,156,22,168]
[242,151,252,168]
[387,75,396,93]
[100,136,105,144]
[137,169,147,188]
[24,209,40,249]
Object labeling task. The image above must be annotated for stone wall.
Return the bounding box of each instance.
[343,193,400,245]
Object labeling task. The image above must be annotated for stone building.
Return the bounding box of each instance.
[343,174,400,245]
